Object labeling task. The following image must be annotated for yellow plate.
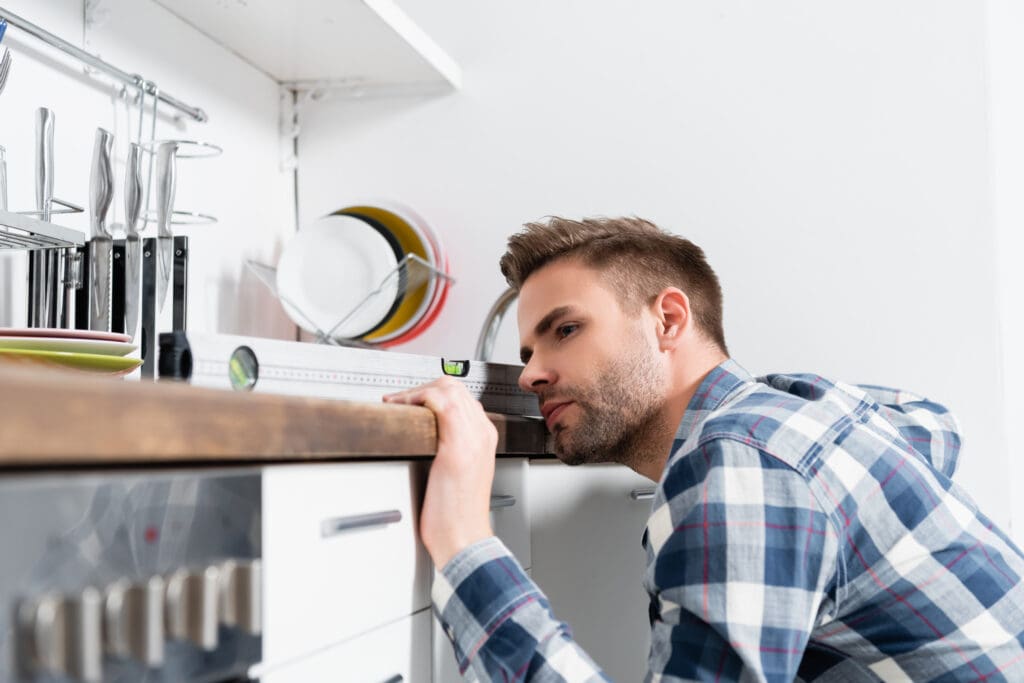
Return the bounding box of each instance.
[334,206,434,342]
[0,348,142,375]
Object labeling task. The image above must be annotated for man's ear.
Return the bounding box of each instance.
[652,287,690,350]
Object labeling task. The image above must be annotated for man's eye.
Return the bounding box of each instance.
[556,324,578,339]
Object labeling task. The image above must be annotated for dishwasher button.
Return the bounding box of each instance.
[165,566,220,651]
[17,587,103,683]
[104,576,165,667]
[219,558,262,635]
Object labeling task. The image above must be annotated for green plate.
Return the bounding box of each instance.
[0,348,142,375]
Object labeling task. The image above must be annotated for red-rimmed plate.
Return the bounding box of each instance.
[0,327,132,343]
[381,248,451,348]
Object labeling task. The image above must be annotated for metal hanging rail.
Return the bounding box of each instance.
[0,5,208,123]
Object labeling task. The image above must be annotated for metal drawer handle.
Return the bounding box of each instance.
[489,495,517,510]
[320,510,402,538]
[629,488,655,501]
[381,676,403,683]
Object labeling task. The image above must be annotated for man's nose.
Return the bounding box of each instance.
[518,357,555,393]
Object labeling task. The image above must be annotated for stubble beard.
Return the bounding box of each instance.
[551,346,667,470]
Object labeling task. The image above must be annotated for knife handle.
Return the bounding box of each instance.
[155,142,177,237]
[29,109,56,328]
[90,129,114,238]
[35,108,54,221]
[125,143,143,236]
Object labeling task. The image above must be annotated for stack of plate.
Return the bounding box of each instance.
[275,202,451,347]
[0,328,142,376]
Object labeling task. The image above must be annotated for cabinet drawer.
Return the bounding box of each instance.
[262,462,431,664]
[259,609,432,683]
[490,457,531,569]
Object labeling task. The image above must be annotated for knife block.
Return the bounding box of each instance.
[138,235,188,378]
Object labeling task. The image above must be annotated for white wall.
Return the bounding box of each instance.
[297,1,1012,533]
[0,0,294,339]
[987,0,1024,546]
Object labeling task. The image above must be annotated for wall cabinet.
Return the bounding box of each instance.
[154,0,461,94]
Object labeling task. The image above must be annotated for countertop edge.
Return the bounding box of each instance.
[0,363,554,466]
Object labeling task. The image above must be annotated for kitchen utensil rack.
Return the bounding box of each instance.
[138,139,221,228]
[0,5,207,122]
[246,253,453,347]
[0,207,84,250]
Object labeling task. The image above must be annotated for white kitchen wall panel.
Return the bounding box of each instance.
[0,0,295,339]
[294,0,1011,536]
[262,461,431,666]
[257,609,432,683]
[528,461,653,680]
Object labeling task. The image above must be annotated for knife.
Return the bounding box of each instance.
[88,128,115,332]
[155,141,177,313]
[124,143,143,340]
[29,108,54,327]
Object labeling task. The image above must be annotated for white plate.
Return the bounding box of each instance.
[275,215,401,339]
[0,336,138,356]
[337,201,450,344]
[335,203,437,343]
[0,327,132,343]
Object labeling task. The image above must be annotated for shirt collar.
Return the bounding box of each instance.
[673,358,753,445]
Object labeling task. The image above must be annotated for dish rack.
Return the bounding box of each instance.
[0,208,85,250]
[246,254,453,347]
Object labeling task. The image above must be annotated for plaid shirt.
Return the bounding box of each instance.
[433,359,1024,681]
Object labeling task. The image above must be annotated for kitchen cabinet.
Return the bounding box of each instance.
[432,457,532,683]
[0,366,657,681]
[153,0,461,94]
[527,461,655,681]
[259,609,432,683]
[262,461,431,666]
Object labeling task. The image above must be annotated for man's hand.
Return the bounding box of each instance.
[383,377,498,569]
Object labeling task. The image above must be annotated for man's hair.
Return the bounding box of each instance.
[499,216,728,354]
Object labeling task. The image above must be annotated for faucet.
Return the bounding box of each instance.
[474,287,518,361]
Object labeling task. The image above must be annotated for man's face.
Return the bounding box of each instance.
[517,260,667,466]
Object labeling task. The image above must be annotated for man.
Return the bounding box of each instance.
[383,217,1024,681]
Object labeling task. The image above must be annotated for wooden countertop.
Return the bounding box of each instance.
[0,362,552,468]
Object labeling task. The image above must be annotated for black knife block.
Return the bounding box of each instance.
[73,236,188,378]
[140,235,188,379]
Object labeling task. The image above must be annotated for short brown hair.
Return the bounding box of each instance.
[500,216,728,354]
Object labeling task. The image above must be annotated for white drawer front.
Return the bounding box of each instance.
[490,457,531,569]
[262,462,431,664]
[259,609,432,683]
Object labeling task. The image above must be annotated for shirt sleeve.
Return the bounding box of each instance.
[855,384,963,478]
[644,437,839,681]
[432,536,611,682]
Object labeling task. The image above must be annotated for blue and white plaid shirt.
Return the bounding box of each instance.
[432,359,1024,681]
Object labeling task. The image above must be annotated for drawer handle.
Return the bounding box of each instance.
[381,676,403,683]
[320,510,402,538]
[489,495,517,510]
[629,488,655,501]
